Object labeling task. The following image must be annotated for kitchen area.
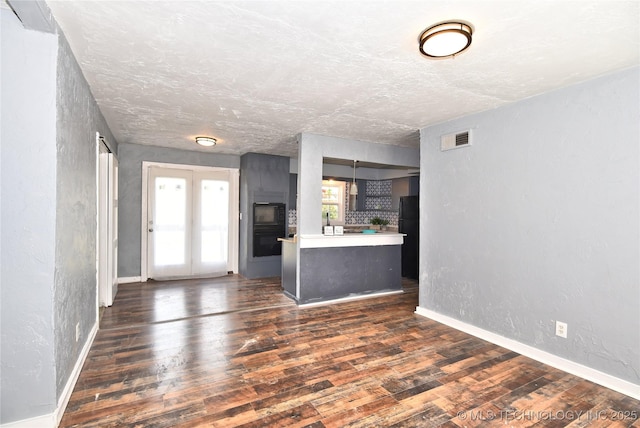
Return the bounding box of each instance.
[279,133,420,305]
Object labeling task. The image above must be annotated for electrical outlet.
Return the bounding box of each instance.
[555,321,568,338]
[76,323,80,342]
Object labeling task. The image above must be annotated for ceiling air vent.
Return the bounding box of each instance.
[441,130,471,151]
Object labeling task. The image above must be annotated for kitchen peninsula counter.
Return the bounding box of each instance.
[297,232,404,248]
[280,232,405,305]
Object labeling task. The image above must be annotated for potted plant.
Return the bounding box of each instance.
[370,216,389,231]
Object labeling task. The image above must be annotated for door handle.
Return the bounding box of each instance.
[149,228,153,232]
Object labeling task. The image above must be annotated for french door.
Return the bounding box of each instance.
[147,166,236,279]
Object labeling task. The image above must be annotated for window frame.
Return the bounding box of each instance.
[321,180,346,224]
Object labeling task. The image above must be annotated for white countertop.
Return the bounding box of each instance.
[296,232,405,248]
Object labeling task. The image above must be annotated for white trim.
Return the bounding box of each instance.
[0,414,55,428]
[321,179,346,223]
[141,161,240,279]
[95,133,101,324]
[227,169,240,274]
[1,322,99,428]
[299,290,403,307]
[97,140,109,306]
[415,306,640,400]
[140,162,149,281]
[118,276,143,284]
[97,137,119,306]
[53,322,98,426]
[110,154,119,302]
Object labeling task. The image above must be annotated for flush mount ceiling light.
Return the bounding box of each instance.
[195,136,217,147]
[419,21,473,58]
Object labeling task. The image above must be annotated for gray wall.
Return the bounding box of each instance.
[54,30,118,397]
[1,9,58,422]
[118,143,240,278]
[1,7,119,423]
[419,67,639,385]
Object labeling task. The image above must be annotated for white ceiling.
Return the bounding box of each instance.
[45,1,639,158]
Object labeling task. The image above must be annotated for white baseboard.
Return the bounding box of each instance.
[0,414,55,428]
[1,322,98,428]
[118,276,143,284]
[415,306,640,400]
[299,290,403,308]
[54,321,98,426]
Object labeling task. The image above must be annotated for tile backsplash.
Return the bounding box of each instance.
[287,208,297,227]
[365,180,392,196]
[288,209,398,227]
[346,209,398,226]
[365,180,392,210]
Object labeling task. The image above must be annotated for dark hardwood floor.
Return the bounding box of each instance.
[61,276,639,427]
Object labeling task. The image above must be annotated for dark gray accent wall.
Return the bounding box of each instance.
[117,143,240,278]
[420,67,640,385]
[239,153,289,278]
[1,9,58,423]
[298,245,402,304]
[54,30,118,398]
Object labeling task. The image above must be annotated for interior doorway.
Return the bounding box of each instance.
[142,163,239,280]
[97,134,118,307]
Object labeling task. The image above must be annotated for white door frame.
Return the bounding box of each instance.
[141,161,240,281]
[96,133,118,307]
[96,135,103,317]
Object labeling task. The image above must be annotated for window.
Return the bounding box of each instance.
[321,180,345,223]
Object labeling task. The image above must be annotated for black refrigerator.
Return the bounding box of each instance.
[398,196,419,279]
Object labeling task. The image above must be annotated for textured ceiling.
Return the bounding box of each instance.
[46,1,639,157]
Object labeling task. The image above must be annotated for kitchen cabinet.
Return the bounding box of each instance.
[408,176,419,196]
[355,179,367,211]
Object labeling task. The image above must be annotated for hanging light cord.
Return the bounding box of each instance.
[352,160,357,185]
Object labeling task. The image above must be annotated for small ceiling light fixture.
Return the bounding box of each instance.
[350,160,358,196]
[419,21,473,59]
[195,136,217,147]
[349,160,358,211]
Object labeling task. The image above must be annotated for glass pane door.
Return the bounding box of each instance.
[149,168,192,278]
[192,171,229,276]
[148,167,232,279]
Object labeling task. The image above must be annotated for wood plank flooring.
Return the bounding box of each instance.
[61,276,639,427]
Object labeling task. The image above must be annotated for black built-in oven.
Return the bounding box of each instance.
[253,203,286,257]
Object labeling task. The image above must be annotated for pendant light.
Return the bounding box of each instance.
[349,160,358,211]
